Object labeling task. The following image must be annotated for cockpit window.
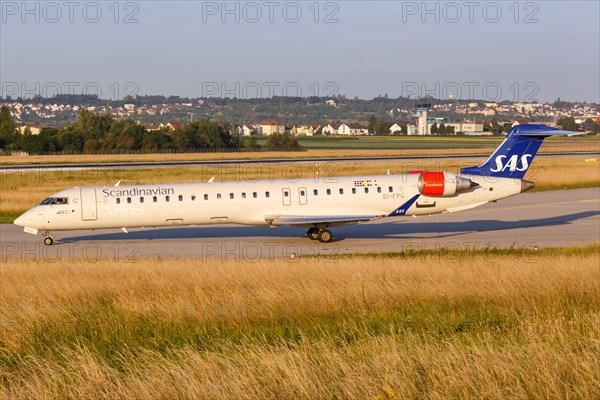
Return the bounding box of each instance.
[39,197,68,205]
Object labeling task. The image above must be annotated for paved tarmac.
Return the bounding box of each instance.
[1,187,598,261]
[1,152,598,173]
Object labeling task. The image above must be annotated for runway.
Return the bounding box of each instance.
[1,152,598,173]
[1,187,598,261]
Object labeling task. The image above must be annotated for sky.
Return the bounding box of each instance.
[1,1,599,103]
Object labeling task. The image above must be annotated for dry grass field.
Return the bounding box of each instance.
[1,247,599,399]
[1,156,598,223]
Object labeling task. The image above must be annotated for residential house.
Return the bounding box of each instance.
[235,124,256,136]
[338,123,352,135]
[17,125,42,135]
[321,124,340,135]
[388,123,404,134]
[257,120,285,135]
[292,124,320,136]
[348,123,369,135]
[145,122,162,131]
[160,122,181,131]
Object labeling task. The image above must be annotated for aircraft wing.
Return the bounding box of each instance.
[266,214,385,227]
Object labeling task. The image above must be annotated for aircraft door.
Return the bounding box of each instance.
[80,188,98,221]
[298,187,307,205]
[282,188,291,206]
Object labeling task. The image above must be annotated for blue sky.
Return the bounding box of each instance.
[1,1,598,102]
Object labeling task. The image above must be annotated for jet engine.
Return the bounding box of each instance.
[417,171,477,197]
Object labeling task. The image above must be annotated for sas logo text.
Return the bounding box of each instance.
[490,154,532,173]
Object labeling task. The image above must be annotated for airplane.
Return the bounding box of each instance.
[13,124,581,245]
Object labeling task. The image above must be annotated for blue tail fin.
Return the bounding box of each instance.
[461,124,580,179]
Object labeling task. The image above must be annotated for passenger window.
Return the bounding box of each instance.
[230,193,234,199]
[265,192,270,198]
[127,197,131,204]
[300,190,305,196]
[179,195,183,201]
[116,198,121,204]
[140,197,144,203]
[191,195,196,201]
[388,186,393,193]
[284,191,289,197]
[253,192,257,198]
[217,194,221,199]
[326,189,331,195]
[153,196,157,203]
[166,196,170,202]
[313,189,318,196]
[364,188,369,194]
[352,188,356,194]
[204,194,209,200]
[242,193,246,199]
[377,187,382,193]
[339,188,344,194]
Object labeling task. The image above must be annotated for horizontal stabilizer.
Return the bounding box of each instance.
[510,125,584,137]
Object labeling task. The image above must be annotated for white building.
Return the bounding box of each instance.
[257,120,285,135]
[235,124,256,136]
[292,125,319,136]
[415,104,431,135]
[338,123,352,135]
[441,122,484,135]
[389,123,403,134]
[17,125,42,135]
[321,124,340,135]
[349,123,369,135]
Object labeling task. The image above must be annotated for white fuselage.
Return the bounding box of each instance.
[14,173,523,233]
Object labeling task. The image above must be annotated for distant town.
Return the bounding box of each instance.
[1,95,599,156]
[2,95,599,137]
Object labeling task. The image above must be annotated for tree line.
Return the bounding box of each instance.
[0,107,302,154]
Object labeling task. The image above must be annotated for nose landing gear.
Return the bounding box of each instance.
[43,232,54,246]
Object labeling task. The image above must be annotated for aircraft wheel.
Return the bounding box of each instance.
[44,236,54,246]
[307,228,319,240]
[317,229,333,243]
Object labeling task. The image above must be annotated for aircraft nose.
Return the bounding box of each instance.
[13,209,39,227]
[13,213,25,227]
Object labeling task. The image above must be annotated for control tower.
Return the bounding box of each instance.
[414,103,431,135]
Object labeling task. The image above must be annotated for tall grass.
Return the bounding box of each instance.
[1,248,599,399]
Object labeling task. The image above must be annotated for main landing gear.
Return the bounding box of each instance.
[306,228,333,243]
[43,231,54,246]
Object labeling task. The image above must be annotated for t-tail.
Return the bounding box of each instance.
[461,124,581,179]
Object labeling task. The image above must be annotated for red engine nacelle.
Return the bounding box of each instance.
[418,171,476,197]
